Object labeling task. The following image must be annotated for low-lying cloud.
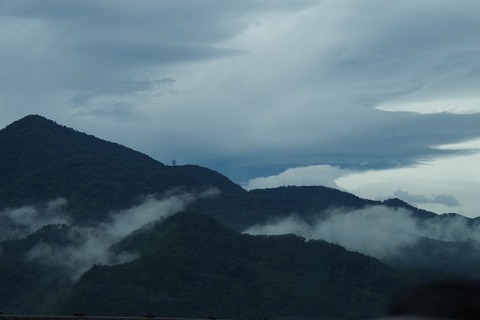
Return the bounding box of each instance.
[18,188,219,280]
[244,205,480,260]
[0,198,70,241]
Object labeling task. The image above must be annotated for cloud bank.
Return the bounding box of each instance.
[244,205,480,260]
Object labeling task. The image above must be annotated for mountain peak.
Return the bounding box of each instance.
[0,115,244,220]
[8,114,49,124]
[3,114,58,132]
[1,114,87,150]
[15,114,51,122]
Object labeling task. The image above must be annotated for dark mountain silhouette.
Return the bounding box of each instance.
[0,115,440,229]
[55,211,400,319]
[191,185,376,230]
[0,224,74,313]
[1,115,479,319]
[381,198,438,219]
[0,115,454,229]
[0,115,244,222]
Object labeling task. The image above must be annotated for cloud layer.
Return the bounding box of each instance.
[244,205,480,260]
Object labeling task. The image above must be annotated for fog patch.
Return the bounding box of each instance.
[417,215,480,242]
[0,198,70,241]
[245,206,418,259]
[244,205,480,260]
[25,188,219,280]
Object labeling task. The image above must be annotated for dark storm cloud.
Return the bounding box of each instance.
[69,78,175,105]
[2,0,315,44]
[68,78,176,118]
[325,112,480,168]
[218,111,480,182]
[74,39,244,66]
[0,0,314,119]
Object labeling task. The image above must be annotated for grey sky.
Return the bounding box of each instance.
[1,0,479,216]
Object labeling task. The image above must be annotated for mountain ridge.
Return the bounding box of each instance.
[1,115,480,319]
[56,211,400,319]
[0,115,244,221]
[2,115,449,228]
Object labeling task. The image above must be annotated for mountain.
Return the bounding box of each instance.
[0,115,453,229]
[0,211,401,319]
[0,224,75,313]
[0,115,244,222]
[54,211,400,320]
[386,236,480,278]
[1,115,480,319]
[0,210,402,319]
[191,185,376,230]
[381,198,438,219]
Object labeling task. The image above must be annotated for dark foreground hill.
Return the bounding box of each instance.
[0,224,74,313]
[55,212,400,319]
[0,212,400,319]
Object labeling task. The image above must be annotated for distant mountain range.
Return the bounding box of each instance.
[1,115,479,319]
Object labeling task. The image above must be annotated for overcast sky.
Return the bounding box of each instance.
[1,0,479,217]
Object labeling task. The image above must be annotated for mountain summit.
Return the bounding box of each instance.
[0,115,244,221]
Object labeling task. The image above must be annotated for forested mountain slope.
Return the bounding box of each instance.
[0,115,244,222]
[56,211,400,320]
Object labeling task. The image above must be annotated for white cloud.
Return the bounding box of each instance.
[245,205,480,260]
[245,206,419,260]
[244,165,351,190]
[377,98,480,114]
[336,139,480,217]
[24,188,219,280]
[0,198,70,241]
[244,139,480,218]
